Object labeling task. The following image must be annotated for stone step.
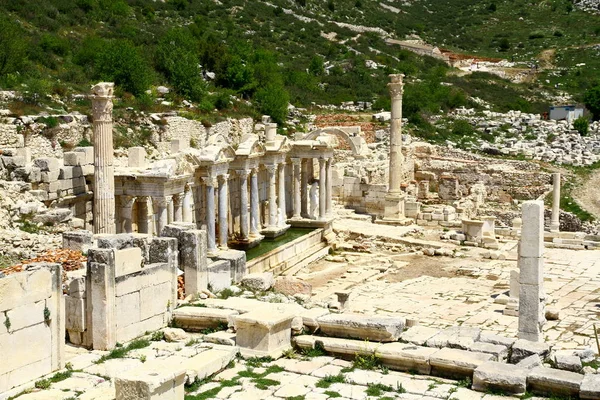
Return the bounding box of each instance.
[276,242,330,277]
[172,307,238,332]
[527,366,583,398]
[115,357,186,400]
[293,335,379,360]
[429,348,494,380]
[472,361,527,395]
[316,313,405,342]
[377,342,439,375]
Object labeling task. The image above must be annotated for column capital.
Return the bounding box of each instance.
[236,169,250,179]
[318,157,327,166]
[119,195,136,208]
[184,182,194,192]
[202,176,217,187]
[291,157,302,166]
[91,82,115,122]
[218,173,230,183]
[153,196,170,207]
[266,164,278,174]
[388,74,405,99]
[250,166,260,175]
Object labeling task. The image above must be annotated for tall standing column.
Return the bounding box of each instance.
[137,196,149,234]
[326,158,333,217]
[120,195,136,233]
[318,158,327,220]
[182,184,193,223]
[91,82,116,234]
[154,196,169,236]
[166,196,174,224]
[291,158,302,219]
[203,177,217,254]
[218,174,229,249]
[238,170,250,241]
[388,74,404,194]
[518,200,546,342]
[278,163,287,226]
[250,167,260,236]
[267,165,278,228]
[550,173,561,232]
[301,159,308,218]
[173,194,183,222]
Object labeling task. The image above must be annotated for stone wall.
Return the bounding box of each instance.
[71,235,179,350]
[335,176,387,216]
[0,263,64,393]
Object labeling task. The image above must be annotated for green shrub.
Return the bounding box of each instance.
[584,85,600,120]
[254,83,289,124]
[95,39,153,96]
[574,116,589,136]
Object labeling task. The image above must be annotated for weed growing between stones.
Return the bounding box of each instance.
[282,348,299,359]
[150,331,164,341]
[324,391,342,398]
[351,352,383,371]
[315,374,345,388]
[253,377,280,390]
[245,356,274,368]
[301,341,327,358]
[185,338,200,346]
[198,322,228,335]
[455,377,472,388]
[33,368,73,390]
[94,338,150,364]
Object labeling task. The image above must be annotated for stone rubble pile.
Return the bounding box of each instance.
[450,108,600,166]
[574,0,600,13]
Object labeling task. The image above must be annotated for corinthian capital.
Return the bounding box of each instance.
[91,82,114,122]
[388,74,405,99]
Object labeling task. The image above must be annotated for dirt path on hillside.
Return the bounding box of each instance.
[571,169,600,219]
[538,48,556,69]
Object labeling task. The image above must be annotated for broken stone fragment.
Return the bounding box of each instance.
[241,272,274,291]
[316,313,405,342]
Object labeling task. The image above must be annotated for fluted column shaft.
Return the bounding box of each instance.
[203,177,217,253]
[278,163,287,226]
[300,159,308,218]
[182,184,193,223]
[250,168,260,236]
[92,82,116,234]
[318,158,327,220]
[137,196,149,234]
[388,74,404,194]
[155,196,169,236]
[292,158,302,219]
[238,170,250,240]
[120,195,136,233]
[267,165,278,228]
[326,158,333,216]
[173,194,183,222]
[218,174,229,249]
[550,173,561,232]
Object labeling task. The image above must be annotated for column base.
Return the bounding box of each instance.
[549,223,559,233]
[261,224,290,238]
[382,192,407,220]
[229,235,264,250]
[288,217,333,229]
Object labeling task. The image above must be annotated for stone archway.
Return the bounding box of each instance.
[304,127,369,158]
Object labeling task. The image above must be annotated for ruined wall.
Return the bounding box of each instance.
[0,264,64,393]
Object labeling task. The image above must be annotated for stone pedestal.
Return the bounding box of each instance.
[91,82,116,234]
[550,173,560,232]
[518,200,545,342]
[235,305,295,358]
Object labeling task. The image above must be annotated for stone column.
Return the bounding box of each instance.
[136,196,149,234]
[326,157,333,217]
[278,162,287,226]
[550,173,560,232]
[218,174,229,249]
[250,167,260,236]
[173,194,183,222]
[291,158,302,219]
[120,195,136,233]
[518,200,546,342]
[318,158,327,220]
[154,196,169,236]
[238,169,250,240]
[301,159,309,218]
[91,82,116,234]
[203,177,217,253]
[182,184,193,223]
[266,164,278,228]
[388,74,404,194]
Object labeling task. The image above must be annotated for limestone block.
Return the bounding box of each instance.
[163,328,188,343]
[115,292,141,329]
[114,247,143,277]
[527,366,583,398]
[293,335,379,359]
[581,374,600,399]
[149,237,178,265]
[212,249,246,284]
[39,180,61,193]
[234,304,295,358]
[520,201,544,258]
[300,308,329,332]
[0,267,54,311]
[472,362,527,395]
[115,358,186,400]
[34,157,59,172]
[140,281,171,321]
[273,276,312,297]
[429,348,494,379]
[378,343,439,374]
[426,326,481,348]
[63,230,93,251]
[554,352,582,372]
[478,332,515,348]
[73,147,94,165]
[208,260,231,293]
[170,138,189,153]
[400,326,440,346]
[66,296,86,332]
[172,307,238,331]
[180,345,238,384]
[469,342,508,361]
[316,314,405,342]
[128,147,147,168]
[241,272,274,291]
[516,354,542,369]
[68,277,86,298]
[203,331,236,346]
[2,156,26,169]
[64,151,86,166]
[517,285,544,341]
[510,270,520,298]
[97,234,134,250]
[519,257,543,286]
[15,147,31,163]
[510,339,550,364]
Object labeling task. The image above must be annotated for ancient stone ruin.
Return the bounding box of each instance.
[2,77,600,399]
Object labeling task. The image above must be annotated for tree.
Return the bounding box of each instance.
[584,85,600,120]
[498,38,510,52]
[0,17,27,78]
[308,56,325,76]
[96,40,153,96]
[255,83,289,124]
[574,116,589,136]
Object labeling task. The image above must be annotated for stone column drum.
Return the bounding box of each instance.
[182,184,193,223]
[120,195,135,234]
[267,165,278,228]
[218,174,229,249]
[238,169,250,240]
[250,168,260,236]
[291,158,302,219]
[326,158,333,216]
[388,74,404,194]
[318,158,327,220]
[91,82,116,234]
[550,173,560,232]
[278,163,287,226]
[203,177,217,254]
[300,159,309,218]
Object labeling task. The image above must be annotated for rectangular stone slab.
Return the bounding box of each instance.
[581,373,600,399]
[378,342,439,375]
[400,326,440,346]
[172,307,238,331]
[430,348,494,379]
[527,366,583,398]
[293,335,380,360]
[472,361,527,395]
[115,358,186,400]
[316,313,405,342]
